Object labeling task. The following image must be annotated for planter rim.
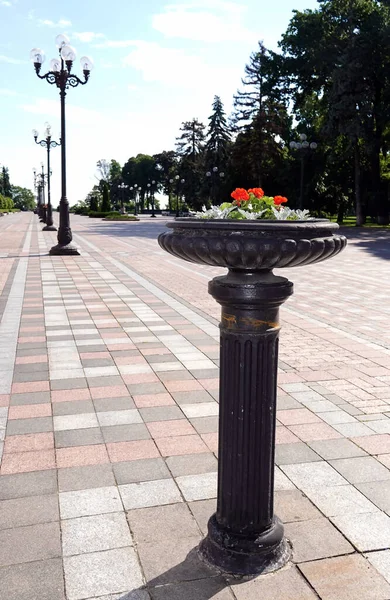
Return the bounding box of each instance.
[167,218,338,232]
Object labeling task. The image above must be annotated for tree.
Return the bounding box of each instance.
[122,154,156,210]
[96,159,111,182]
[100,182,111,212]
[232,42,291,187]
[1,166,11,197]
[176,119,206,210]
[205,96,231,167]
[153,150,178,210]
[11,186,35,211]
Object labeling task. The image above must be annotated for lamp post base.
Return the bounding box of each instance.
[199,516,291,576]
[49,243,80,256]
[43,225,57,232]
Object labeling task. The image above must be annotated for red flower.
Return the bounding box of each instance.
[248,188,264,199]
[274,196,288,206]
[231,188,250,206]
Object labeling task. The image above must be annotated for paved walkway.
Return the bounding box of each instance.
[0,212,390,600]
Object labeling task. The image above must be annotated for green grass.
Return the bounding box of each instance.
[330,216,390,228]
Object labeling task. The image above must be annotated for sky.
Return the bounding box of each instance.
[0,0,319,206]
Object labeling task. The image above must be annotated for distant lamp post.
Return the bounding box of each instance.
[33,167,42,217]
[289,134,318,210]
[132,185,139,216]
[30,34,93,255]
[206,166,225,205]
[118,182,128,214]
[147,180,157,218]
[174,175,185,217]
[33,123,60,231]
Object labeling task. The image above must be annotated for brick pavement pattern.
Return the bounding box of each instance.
[0,212,390,599]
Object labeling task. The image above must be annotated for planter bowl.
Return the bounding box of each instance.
[158,218,347,270]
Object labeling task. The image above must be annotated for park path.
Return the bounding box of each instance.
[0,211,390,600]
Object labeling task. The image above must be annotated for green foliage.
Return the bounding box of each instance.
[100,182,111,212]
[1,167,12,198]
[103,214,138,221]
[11,186,35,211]
[89,211,121,218]
[0,194,14,210]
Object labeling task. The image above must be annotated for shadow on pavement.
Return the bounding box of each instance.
[78,219,168,241]
[339,227,390,260]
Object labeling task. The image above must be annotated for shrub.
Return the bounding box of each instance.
[103,214,139,221]
[89,211,121,218]
[100,183,111,212]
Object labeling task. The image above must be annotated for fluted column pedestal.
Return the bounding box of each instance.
[199,269,293,575]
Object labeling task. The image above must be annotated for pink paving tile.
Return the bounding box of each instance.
[277,373,305,384]
[377,454,390,469]
[147,420,196,438]
[8,403,52,420]
[0,395,10,407]
[141,348,171,356]
[155,434,209,457]
[107,343,136,351]
[0,449,56,475]
[275,426,301,444]
[201,433,218,453]
[12,381,50,394]
[114,356,147,366]
[90,385,129,399]
[19,327,45,333]
[4,432,54,454]
[277,409,321,426]
[51,388,91,403]
[15,355,48,365]
[297,370,336,382]
[122,373,159,385]
[164,380,203,393]
[133,393,175,408]
[198,378,219,391]
[79,352,111,359]
[17,336,46,343]
[56,444,109,468]
[289,423,342,442]
[352,434,390,455]
[106,440,160,463]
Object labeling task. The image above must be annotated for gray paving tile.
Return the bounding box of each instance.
[0,469,57,500]
[331,512,390,551]
[54,413,99,431]
[356,480,390,513]
[0,558,65,600]
[176,472,218,501]
[150,578,234,600]
[119,479,182,509]
[93,396,135,411]
[366,550,390,585]
[113,458,170,485]
[58,464,115,492]
[10,391,50,405]
[139,406,185,422]
[88,376,124,388]
[0,494,59,529]
[60,486,123,519]
[329,456,390,484]
[281,462,347,491]
[308,438,367,459]
[51,378,88,390]
[172,390,214,405]
[128,503,200,543]
[97,409,142,427]
[275,443,321,465]
[55,428,104,448]
[64,547,144,600]
[189,416,218,434]
[231,566,318,600]
[166,453,218,477]
[188,499,215,536]
[274,490,322,523]
[303,484,379,516]
[0,522,61,566]
[127,383,166,395]
[102,424,150,443]
[6,417,53,435]
[285,517,353,562]
[52,400,95,416]
[62,512,132,556]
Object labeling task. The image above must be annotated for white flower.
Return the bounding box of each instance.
[193,205,236,219]
[294,209,312,220]
[237,208,268,219]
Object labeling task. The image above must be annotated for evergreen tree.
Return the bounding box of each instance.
[100,182,111,212]
[1,166,12,197]
[176,119,206,210]
[233,42,290,187]
[205,96,231,167]
[176,119,206,156]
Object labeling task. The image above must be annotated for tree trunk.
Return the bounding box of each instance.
[337,201,345,224]
[354,143,365,226]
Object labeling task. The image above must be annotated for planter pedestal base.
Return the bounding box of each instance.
[49,243,80,256]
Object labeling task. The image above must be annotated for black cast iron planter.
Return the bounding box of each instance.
[158,218,347,576]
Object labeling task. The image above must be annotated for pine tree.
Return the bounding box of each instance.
[1,167,12,198]
[100,182,111,212]
[175,119,206,210]
[176,119,205,157]
[205,96,231,167]
[233,42,290,187]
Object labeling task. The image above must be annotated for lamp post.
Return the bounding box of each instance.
[33,123,60,231]
[147,180,157,218]
[174,176,185,217]
[206,166,225,205]
[35,163,48,223]
[33,168,40,215]
[30,34,93,255]
[289,134,318,210]
[118,182,128,214]
[132,185,139,216]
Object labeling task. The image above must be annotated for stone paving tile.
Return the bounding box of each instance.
[128,503,200,544]
[0,469,57,500]
[119,478,182,509]
[62,512,132,556]
[299,554,390,599]
[58,464,116,492]
[355,479,390,513]
[0,558,66,600]
[366,550,390,584]
[329,456,390,483]
[59,486,123,519]
[150,578,234,599]
[286,517,354,562]
[231,566,318,600]
[0,521,61,566]
[331,511,390,551]
[0,493,59,529]
[113,458,170,484]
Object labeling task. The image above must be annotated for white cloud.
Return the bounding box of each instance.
[0,88,22,96]
[0,55,25,64]
[122,41,240,93]
[37,18,72,28]
[20,97,108,127]
[94,40,135,49]
[1,1,12,7]
[152,0,256,43]
[73,32,105,43]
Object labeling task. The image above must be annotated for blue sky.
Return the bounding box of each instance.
[0,0,318,205]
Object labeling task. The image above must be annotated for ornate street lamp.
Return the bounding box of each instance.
[34,163,48,223]
[289,134,318,210]
[132,184,139,216]
[174,175,186,217]
[32,167,41,216]
[30,34,93,255]
[33,123,60,231]
[118,182,128,214]
[206,166,225,205]
[147,180,157,218]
